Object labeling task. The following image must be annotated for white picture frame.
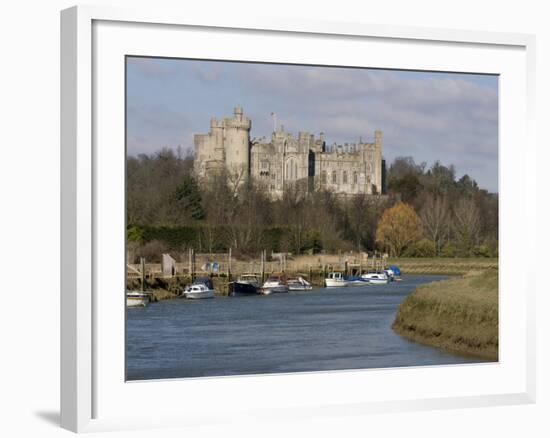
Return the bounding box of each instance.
[61,5,536,433]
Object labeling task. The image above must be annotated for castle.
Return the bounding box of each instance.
[194,107,384,198]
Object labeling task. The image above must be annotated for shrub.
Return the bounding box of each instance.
[403,238,436,257]
[132,240,169,263]
[472,244,491,258]
[440,243,457,258]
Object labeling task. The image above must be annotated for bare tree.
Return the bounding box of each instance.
[420,195,451,255]
[453,198,481,256]
[226,165,248,197]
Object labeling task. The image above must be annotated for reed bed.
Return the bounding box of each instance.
[392,270,498,360]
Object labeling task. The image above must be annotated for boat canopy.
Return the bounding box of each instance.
[388,265,401,275]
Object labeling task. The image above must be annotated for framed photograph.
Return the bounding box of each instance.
[61,5,536,433]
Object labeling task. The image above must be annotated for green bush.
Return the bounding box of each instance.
[472,244,491,258]
[403,238,436,257]
[440,243,457,258]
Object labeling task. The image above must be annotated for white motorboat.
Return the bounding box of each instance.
[183,283,215,299]
[126,291,149,307]
[262,274,289,295]
[346,276,370,286]
[287,276,313,291]
[361,272,389,285]
[325,272,349,287]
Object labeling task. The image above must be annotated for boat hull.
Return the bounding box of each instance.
[185,290,215,299]
[288,284,313,291]
[262,285,289,295]
[361,274,389,285]
[347,280,369,286]
[228,282,259,296]
[325,279,348,287]
[126,293,149,307]
[368,279,389,285]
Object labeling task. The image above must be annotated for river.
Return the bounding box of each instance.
[126,275,487,380]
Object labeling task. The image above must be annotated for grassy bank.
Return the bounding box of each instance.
[387,258,498,275]
[392,270,498,360]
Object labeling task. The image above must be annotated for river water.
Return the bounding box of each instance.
[126,275,487,380]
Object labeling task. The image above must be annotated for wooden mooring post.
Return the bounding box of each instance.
[188,248,196,282]
[140,257,145,291]
[228,247,232,281]
[261,249,266,283]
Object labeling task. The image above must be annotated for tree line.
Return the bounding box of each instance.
[127,148,498,261]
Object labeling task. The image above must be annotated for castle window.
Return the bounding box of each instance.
[321,171,327,184]
[332,171,337,184]
[353,172,358,184]
[343,171,348,184]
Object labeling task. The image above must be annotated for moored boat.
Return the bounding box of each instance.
[126,291,149,307]
[261,274,289,295]
[228,274,261,296]
[183,283,215,299]
[385,265,402,281]
[361,272,389,285]
[345,275,370,286]
[325,272,348,287]
[287,276,312,291]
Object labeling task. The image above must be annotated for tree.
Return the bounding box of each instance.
[375,202,423,256]
[420,195,450,255]
[172,175,205,221]
[387,157,425,203]
[453,198,481,256]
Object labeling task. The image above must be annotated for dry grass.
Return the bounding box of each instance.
[392,269,498,360]
[388,258,498,275]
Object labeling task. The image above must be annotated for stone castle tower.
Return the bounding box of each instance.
[193,106,251,180]
[194,107,383,197]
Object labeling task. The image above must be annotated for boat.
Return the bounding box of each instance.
[345,275,370,286]
[386,265,402,281]
[261,274,289,295]
[126,290,149,307]
[287,276,313,291]
[325,272,349,287]
[228,274,261,296]
[361,272,389,285]
[183,283,215,299]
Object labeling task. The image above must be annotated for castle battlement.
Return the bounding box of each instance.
[194,107,383,197]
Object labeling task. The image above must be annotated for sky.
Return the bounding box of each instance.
[126,57,498,192]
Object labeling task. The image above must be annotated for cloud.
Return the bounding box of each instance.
[191,62,224,82]
[127,57,175,78]
[126,59,498,191]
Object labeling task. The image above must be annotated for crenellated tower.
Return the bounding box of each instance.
[224,106,251,177]
[194,106,251,181]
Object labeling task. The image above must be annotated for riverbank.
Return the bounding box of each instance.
[392,270,498,360]
[386,258,498,275]
[127,278,180,301]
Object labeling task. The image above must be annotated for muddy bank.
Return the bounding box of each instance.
[392,270,498,360]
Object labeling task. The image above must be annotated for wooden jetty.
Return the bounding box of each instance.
[127,249,389,295]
